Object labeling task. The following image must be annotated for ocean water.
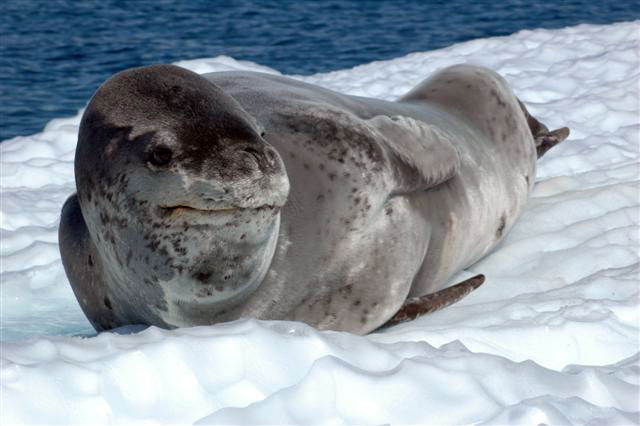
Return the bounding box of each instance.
[1,0,638,141]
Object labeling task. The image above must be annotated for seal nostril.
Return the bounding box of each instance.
[242,147,262,165]
[264,147,279,168]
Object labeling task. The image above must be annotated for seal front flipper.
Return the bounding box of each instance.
[382,274,485,327]
[368,115,461,194]
[59,194,117,331]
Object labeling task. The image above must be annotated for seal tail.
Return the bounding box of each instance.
[383,274,485,327]
[518,100,570,159]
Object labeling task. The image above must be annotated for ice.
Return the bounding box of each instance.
[1,21,639,424]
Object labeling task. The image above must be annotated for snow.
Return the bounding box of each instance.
[1,21,639,424]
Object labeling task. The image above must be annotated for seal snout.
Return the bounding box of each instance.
[236,142,283,174]
[220,141,290,209]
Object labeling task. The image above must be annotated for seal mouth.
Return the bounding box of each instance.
[163,205,236,214]
[160,204,278,216]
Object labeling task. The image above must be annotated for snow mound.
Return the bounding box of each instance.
[1,21,639,424]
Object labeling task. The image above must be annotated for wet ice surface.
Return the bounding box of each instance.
[1,21,639,424]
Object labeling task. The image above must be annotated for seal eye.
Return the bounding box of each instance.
[149,146,173,167]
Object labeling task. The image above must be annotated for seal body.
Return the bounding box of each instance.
[60,64,541,334]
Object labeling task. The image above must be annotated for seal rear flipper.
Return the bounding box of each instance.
[535,127,570,158]
[382,274,485,327]
[517,100,570,158]
[368,115,461,194]
[59,194,118,331]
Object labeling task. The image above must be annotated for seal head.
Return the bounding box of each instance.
[74,65,289,327]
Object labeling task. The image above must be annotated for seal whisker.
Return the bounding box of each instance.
[286,191,303,215]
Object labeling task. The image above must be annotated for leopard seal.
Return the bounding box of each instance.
[59,64,568,334]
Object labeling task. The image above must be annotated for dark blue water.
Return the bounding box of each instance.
[1,0,638,141]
